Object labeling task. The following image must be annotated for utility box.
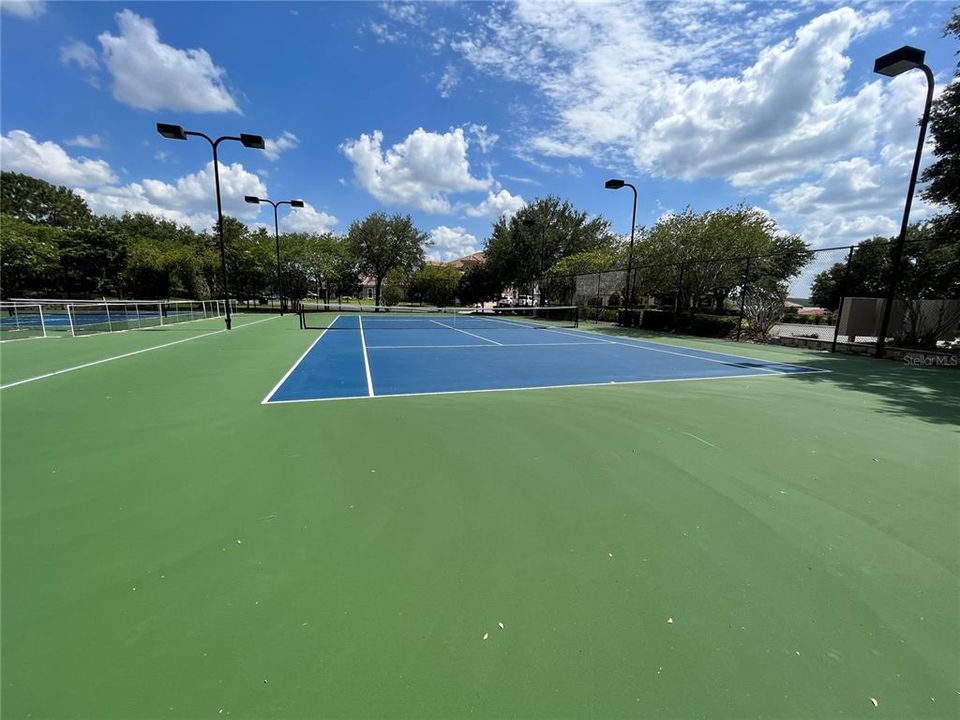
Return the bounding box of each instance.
[837,297,904,340]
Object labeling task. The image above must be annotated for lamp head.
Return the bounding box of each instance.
[156,123,187,140]
[290,200,305,208]
[874,46,926,77]
[240,133,266,150]
[244,195,261,204]
[605,178,625,190]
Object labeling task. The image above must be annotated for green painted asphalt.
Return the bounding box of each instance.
[1,316,957,718]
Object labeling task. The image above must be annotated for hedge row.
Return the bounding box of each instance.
[618,309,742,338]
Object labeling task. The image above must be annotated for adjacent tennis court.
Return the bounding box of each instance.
[1,313,957,719]
[266,309,825,402]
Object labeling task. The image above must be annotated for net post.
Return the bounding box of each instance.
[158,302,164,326]
[104,303,113,332]
[39,304,47,337]
[12,305,20,331]
[68,305,77,337]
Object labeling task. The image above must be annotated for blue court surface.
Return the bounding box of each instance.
[263,313,826,404]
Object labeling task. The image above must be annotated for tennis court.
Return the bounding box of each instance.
[266,309,825,402]
[1,313,957,719]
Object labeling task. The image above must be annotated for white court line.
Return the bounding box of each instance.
[366,341,610,349]
[357,315,375,397]
[262,368,829,405]
[260,315,341,405]
[0,315,279,390]
[428,319,503,345]
[538,326,815,373]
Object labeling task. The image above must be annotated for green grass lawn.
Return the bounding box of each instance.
[1,314,957,719]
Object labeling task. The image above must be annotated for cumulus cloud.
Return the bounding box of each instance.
[1,130,116,186]
[262,131,299,162]
[340,128,490,213]
[65,134,104,149]
[427,226,480,262]
[465,189,525,219]
[280,203,339,234]
[1,0,45,19]
[97,10,239,112]
[60,41,99,69]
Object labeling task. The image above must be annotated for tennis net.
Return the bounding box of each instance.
[299,305,579,330]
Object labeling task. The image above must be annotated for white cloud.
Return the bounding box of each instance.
[427,226,480,262]
[1,0,45,19]
[1,130,116,186]
[282,204,339,234]
[78,160,267,231]
[438,65,459,98]
[368,21,405,44]
[453,4,894,188]
[340,128,490,213]
[263,131,299,162]
[60,41,99,69]
[97,10,239,113]
[65,134,104,149]
[465,189,526,219]
[464,123,498,153]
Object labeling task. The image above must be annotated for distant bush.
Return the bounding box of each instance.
[618,309,741,338]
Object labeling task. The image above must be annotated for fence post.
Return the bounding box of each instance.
[596,270,602,323]
[674,262,685,322]
[736,257,751,342]
[831,246,854,353]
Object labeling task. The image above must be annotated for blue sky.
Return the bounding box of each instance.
[0,0,955,272]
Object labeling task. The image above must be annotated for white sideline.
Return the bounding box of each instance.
[0,315,279,390]
[428,319,503,345]
[263,368,829,405]
[260,315,340,404]
[358,315,375,397]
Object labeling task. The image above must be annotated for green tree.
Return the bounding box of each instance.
[634,206,808,312]
[409,264,461,306]
[347,212,427,306]
[483,196,616,304]
[920,7,959,240]
[0,214,61,297]
[456,262,503,307]
[809,237,891,310]
[0,172,93,228]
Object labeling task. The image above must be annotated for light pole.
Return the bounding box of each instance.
[156,123,265,330]
[605,179,638,309]
[245,196,305,315]
[872,46,934,358]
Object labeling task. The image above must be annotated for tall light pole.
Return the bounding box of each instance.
[872,46,934,358]
[605,179,638,309]
[156,123,265,330]
[245,196,305,315]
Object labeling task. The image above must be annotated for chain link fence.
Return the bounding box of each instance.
[544,238,959,358]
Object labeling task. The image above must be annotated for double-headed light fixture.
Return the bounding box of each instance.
[156,123,266,330]
[245,196,305,315]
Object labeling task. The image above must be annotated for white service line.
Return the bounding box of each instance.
[428,319,503,345]
[0,315,279,390]
[262,368,829,405]
[366,341,609,350]
[260,315,341,404]
[540,326,793,373]
[357,315,375,397]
